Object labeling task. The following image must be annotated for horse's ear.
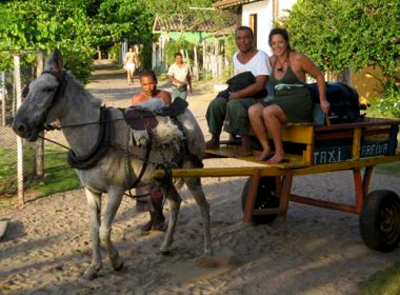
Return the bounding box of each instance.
[45,49,64,73]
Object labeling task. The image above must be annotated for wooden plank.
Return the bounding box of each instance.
[352,128,362,159]
[281,124,314,144]
[279,175,293,220]
[353,169,363,213]
[362,166,373,201]
[290,194,359,214]
[155,154,400,179]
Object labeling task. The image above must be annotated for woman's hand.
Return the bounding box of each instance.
[320,99,330,115]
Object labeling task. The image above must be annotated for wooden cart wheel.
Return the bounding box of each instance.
[360,190,400,252]
[241,176,279,224]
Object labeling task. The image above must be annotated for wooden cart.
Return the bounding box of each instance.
[156,118,400,252]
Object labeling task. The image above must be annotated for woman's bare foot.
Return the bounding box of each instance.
[267,153,288,164]
[256,149,274,161]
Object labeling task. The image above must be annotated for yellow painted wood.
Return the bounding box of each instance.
[352,128,362,160]
[281,124,315,144]
[155,154,400,179]
[304,144,314,164]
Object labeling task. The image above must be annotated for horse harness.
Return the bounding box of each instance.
[31,70,200,199]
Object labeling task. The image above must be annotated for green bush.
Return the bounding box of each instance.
[376,81,400,118]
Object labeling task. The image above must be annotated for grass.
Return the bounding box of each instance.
[360,262,400,295]
[28,145,81,197]
[0,145,81,199]
[374,161,400,177]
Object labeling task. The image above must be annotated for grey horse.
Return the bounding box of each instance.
[12,49,212,280]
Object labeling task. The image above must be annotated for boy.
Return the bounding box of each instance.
[132,70,171,231]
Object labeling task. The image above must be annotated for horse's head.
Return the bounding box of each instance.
[12,49,67,141]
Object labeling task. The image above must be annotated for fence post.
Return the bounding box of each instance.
[36,51,44,177]
[14,54,24,205]
[0,72,5,126]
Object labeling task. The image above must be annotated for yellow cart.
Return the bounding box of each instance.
[156,118,400,252]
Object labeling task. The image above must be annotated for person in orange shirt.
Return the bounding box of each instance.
[132,70,171,232]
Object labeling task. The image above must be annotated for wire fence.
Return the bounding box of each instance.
[0,52,81,204]
[0,61,38,200]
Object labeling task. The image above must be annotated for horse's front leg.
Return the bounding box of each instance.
[83,187,102,280]
[184,176,213,256]
[100,188,124,271]
[159,182,182,254]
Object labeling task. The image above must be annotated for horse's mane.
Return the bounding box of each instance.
[66,72,101,108]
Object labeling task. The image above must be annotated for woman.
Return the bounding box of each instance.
[248,28,330,164]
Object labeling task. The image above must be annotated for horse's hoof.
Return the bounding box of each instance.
[82,270,98,281]
[113,261,124,272]
[160,249,171,255]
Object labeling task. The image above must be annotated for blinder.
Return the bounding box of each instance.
[37,70,69,131]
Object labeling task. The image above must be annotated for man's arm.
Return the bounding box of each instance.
[228,75,268,99]
[187,71,192,92]
[159,90,172,105]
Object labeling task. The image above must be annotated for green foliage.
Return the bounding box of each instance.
[376,81,400,118]
[0,0,156,81]
[285,0,399,117]
[286,0,399,78]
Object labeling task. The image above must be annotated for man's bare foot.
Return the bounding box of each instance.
[267,153,289,164]
[256,149,274,161]
[205,139,220,149]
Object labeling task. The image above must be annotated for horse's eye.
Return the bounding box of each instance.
[43,87,54,93]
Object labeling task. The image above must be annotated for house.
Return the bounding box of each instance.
[152,13,236,78]
[213,0,297,56]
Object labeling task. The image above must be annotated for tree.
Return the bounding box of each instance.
[284,0,399,116]
[0,0,95,82]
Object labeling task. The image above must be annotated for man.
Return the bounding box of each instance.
[168,52,193,100]
[124,46,137,85]
[205,26,272,156]
[132,70,171,232]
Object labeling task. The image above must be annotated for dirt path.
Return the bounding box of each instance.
[1,61,399,295]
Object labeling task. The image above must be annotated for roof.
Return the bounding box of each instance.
[212,0,262,9]
[153,14,237,33]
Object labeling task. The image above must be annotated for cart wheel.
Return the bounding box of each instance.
[241,177,279,224]
[360,190,400,252]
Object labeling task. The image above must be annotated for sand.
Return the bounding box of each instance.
[1,61,399,295]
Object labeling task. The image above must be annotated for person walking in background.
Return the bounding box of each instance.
[124,46,137,85]
[131,70,171,232]
[248,28,330,164]
[168,52,193,100]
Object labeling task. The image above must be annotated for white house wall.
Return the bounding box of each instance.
[242,0,273,55]
[279,0,298,18]
[242,0,298,55]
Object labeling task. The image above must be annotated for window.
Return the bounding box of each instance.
[249,14,258,48]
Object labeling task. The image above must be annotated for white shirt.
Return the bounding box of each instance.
[233,50,272,77]
[168,63,190,86]
[233,50,272,95]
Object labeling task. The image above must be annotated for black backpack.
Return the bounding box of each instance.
[306,82,360,124]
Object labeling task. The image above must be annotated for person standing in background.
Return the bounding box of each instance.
[124,46,137,85]
[168,52,193,100]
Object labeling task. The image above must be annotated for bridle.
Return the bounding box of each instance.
[27,70,70,132]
